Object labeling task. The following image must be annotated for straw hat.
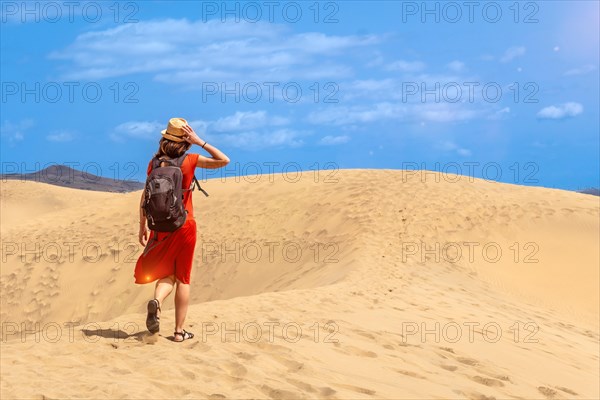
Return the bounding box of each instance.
[161,118,188,142]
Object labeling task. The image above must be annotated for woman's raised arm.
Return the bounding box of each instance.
[181,124,230,169]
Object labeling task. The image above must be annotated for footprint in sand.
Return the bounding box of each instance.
[440,364,458,372]
[456,356,479,366]
[395,369,426,379]
[538,386,558,398]
[352,329,376,340]
[556,386,578,396]
[141,333,158,345]
[334,345,378,358]
[274,357,305,373]
[334,384,376,396]
[439,346,455,354]
[319,387,337,397]
[259,384,300,399]
[224,361,248,377]
[187,341,210,351]
[471,375,504,387]
[285,378,317,393]
[460,391,497,400]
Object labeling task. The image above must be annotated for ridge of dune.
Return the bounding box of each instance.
[1,169,598,399]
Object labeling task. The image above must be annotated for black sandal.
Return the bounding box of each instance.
[173,329,194,342]
[146,299,160,334]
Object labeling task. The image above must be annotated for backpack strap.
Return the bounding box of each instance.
[152,153,187,169]
[189,175,209,197]
[172,153,187,168]
[151,154,209,197]
[150,156,161,171]
[182,154,209,197]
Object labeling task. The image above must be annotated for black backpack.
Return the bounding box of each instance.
[143,154,208,232]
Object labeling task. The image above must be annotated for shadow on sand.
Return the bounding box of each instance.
[82,327,153,343]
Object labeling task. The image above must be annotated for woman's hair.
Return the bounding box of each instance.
[154,138,191,159]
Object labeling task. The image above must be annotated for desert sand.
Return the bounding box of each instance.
[1,169,598,399]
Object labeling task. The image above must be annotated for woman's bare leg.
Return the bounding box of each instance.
[174,279,190,340]
[153,275,175,313]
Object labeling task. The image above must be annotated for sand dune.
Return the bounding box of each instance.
[1,170,598,399]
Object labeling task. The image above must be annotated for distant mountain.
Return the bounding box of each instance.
[578,188,600,196]
[0,164,144,193]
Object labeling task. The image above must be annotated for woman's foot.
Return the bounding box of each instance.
[146,299,161,334]
[173,329,194,342]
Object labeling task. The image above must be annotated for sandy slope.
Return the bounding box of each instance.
[1,170,598,399]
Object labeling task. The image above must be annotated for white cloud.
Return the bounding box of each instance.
[413,103,479,123]
[487,107,511,120]
[186,119,210,135]
[110,121,163,142]
[564,64,597,76]
[438,141,472,157]
[384,60,426,72]
[318,135,350,146]
[215,129,307,149]
[46,130,75,142]
[308,103,408,126]
[0,119,34,142]
[211,111,288,132]
[537,102,583,120]
[500,46,526,63]
[366,51,385,67]
[446,60,465,72]
[348,79,395,92]
[341,79,396,101]
[308,102,480,126]
[50,19,380,83]
[341,73,479,103]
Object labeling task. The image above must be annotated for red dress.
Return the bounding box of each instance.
[134,153,200,284]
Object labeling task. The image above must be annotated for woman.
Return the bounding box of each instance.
[135,118,230,342]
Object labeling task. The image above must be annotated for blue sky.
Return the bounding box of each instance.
[1,0,598,190]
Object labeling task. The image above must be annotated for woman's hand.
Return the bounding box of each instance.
[139,224,150,247]
[182,124,204,146]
